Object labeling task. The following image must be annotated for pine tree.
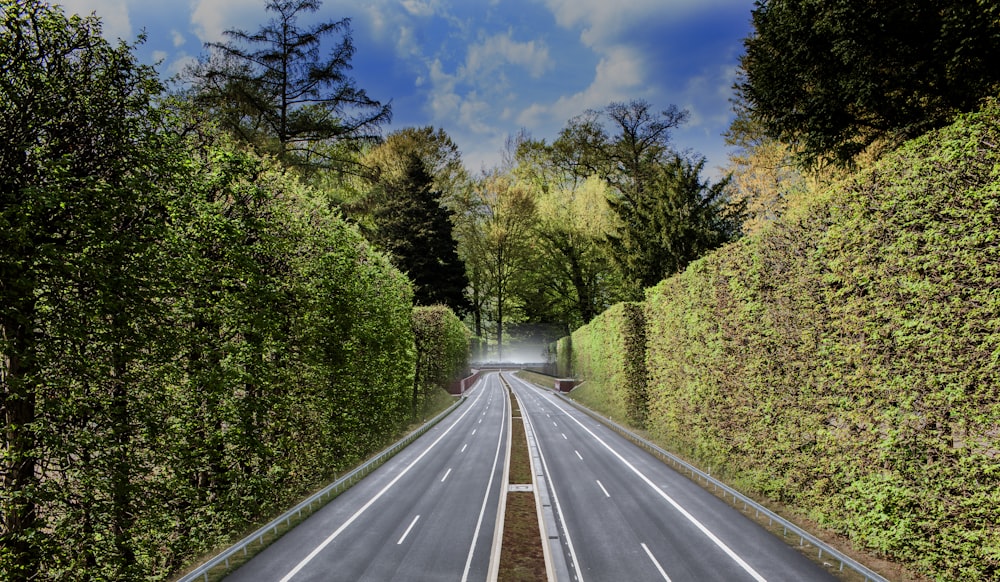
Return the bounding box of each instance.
[372,155,470,314]
[188,0,391,173]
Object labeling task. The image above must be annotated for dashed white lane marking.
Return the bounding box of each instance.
[461,444,468,453]
[559,400,768,582]
[561,433,567,440]
[276,377,487,582]
[596,480,611,498]
[441,468,452,483]
[472,429,477,436]
[575,450,583,461]
[397,515,420,545]
[642,543,673,581]
[461,377,508,582]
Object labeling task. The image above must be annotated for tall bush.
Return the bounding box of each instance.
[643,102,1000,580]
[554,336,573,378]
[570,302,648,426]
[1,4,417,576]
[412,306,470,408]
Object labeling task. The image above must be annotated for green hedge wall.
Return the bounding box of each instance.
[554,335,573,378]
[570,302,648,427]
[0,25,418,575]
[644,104,1000,580]
[412,305,470,404]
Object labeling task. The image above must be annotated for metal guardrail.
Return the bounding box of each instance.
[554,393,889,582]
[178,397,465,582]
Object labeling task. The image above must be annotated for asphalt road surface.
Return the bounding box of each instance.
[227,371,840,581]
[225,373,509,582]
[505,372,838,582]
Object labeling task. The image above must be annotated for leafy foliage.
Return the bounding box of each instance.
[570,303,648,427]
[545,100,743,299]
[412,306,470,412]
[457,171,537,358]
[562,101,1000,580]
[606,154,744,292]
[641,102,1000,580]
[187,0,391,173]
[369,154,470,314]
[739,0,1000,167]
[1,3,416,577]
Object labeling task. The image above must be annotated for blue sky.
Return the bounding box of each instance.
[58,0,755,177]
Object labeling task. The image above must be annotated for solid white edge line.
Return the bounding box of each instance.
[397,515,420,545]
[277,378,487,582]
[558,398,769,582]
[506,376,585,582]
[641,542,673,582]
[596,480,610,498]
[461,374,507,582]
[441,468,453,483]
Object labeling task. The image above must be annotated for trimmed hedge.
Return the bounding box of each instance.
[412,305,470,404]
[562,103,1000,580]
[554,335,573,378]
[570,302,648,427]
[643,103,1000,580]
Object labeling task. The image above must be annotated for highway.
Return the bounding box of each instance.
[226,371,840,581]
[225,374,509,582]
[505,372,837,582]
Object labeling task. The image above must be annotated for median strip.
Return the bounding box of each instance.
[497,376,550,581]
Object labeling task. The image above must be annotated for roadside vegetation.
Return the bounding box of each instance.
[554,3,1000,579]
[5,0,999,578]
[557,102,1000,580]
[0,1,467,578]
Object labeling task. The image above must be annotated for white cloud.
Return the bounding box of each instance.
[190,0,264,44]
[166,53,199,78]
[58,0,132,41]
[464,31,552,79]
[424,57,498,138]
[400,0,434,17]
[517,45,645,128]
[171,29,186,48]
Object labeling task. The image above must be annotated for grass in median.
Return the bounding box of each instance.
[498,381,547,582]
[499,492,546,581]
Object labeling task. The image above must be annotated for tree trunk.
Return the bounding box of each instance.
[1,313,40,575]
[108,315,135,573]
[496,286,504,362]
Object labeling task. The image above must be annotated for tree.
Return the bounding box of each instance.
[515,140,621,326]
[738,0,1000,167]
[460,172,536,360]
[606,155,742,291]
[370,154,470,314]
[341,125,468,236]
[1,1,174,575]
[549,100,743,296]
[362,126,468,203]
[188,0,391,173]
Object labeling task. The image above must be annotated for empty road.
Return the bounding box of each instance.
[226,374,508,581]
[505,372,837,582]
